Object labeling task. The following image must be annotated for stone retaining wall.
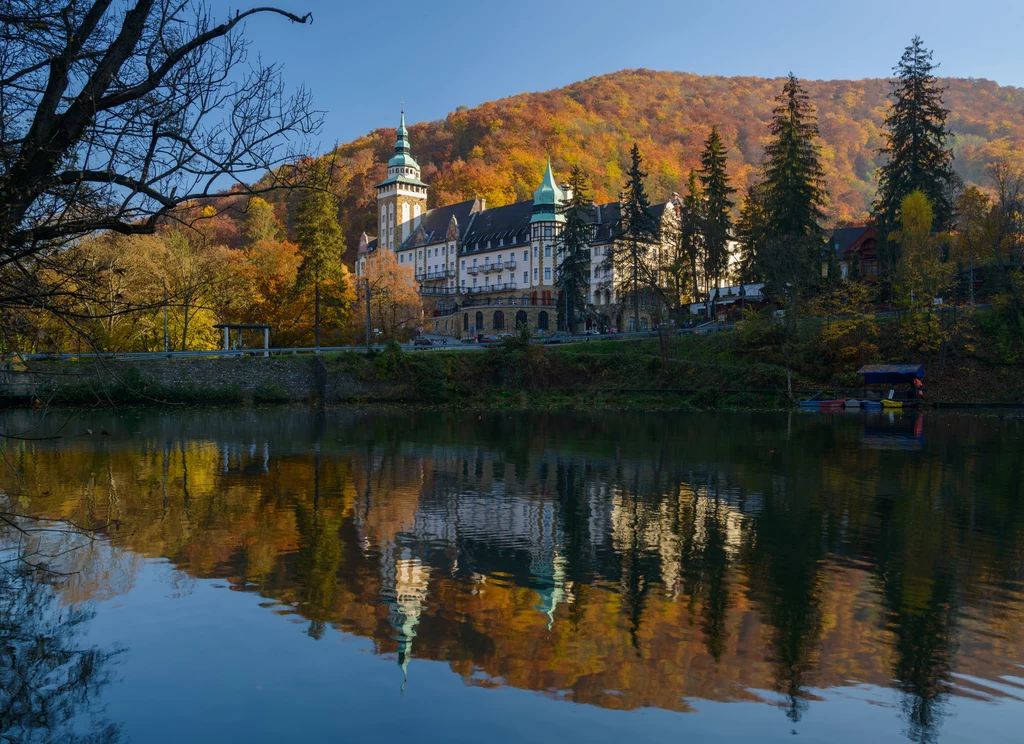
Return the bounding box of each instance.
[20,356,375,404]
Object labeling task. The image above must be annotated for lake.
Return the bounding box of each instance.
[1,407,1023,743]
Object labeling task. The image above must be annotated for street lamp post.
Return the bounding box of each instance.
[162,275,168,355]
[365,277,371,353]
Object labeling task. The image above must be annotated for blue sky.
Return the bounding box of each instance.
[218,0,1024,150]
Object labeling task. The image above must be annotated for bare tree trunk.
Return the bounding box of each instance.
[181,297,190,352]
[633,247,640,332]
[314,282,321,349]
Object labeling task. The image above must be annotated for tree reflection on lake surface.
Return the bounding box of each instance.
[2,408,1023,743]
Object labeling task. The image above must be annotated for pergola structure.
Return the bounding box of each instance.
[213,324,272,356]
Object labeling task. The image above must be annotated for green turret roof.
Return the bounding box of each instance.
[530,158,565,223]
[387,109,420,170]
[533,159,564,204]
[376,108,427,190]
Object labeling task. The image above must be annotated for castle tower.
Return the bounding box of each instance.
[375,109,428,250]
[530,159,565,289]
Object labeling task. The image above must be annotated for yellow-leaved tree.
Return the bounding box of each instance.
[354,249,421,344]
[894,190,953,309]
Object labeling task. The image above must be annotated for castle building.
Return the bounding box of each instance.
[356,111,679,337]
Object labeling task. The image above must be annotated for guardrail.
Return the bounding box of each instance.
[13,322,734,363]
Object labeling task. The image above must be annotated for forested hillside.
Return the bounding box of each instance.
[252,69,1024,257]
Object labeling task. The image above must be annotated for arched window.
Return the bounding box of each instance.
[493,311,505,330]
[438,300,446,311]
[522,294,530,306]
[538,311,549,331]
[475,311,483,332]
[463,313,469,331]
[515,310,528,329]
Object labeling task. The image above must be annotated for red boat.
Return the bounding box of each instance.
[819,400,845,408]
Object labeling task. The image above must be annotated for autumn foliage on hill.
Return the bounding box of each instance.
[244,70,1024,259]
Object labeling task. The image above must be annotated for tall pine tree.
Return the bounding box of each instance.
[612,144,659,331]
[736,182,768,285]
[557,165,593,334]
[762,74,827,239]
[679,170,704,302]
[699,126,736,298]
[295,159,347,348]
[875,36,957,233]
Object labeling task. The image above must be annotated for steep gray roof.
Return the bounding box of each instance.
[460,201,533,255]
[830,226,872,253]
[400,199,481,250]
[591,201,670,243]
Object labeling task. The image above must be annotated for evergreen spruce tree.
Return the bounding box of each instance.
[295,159,347,348]
[680,171,704,302]
[760,74,828,298]
[762,74,827,239]
[699,126,736,296]
[557,165,594,334]
[736,183,768,285]
[875,36,957,233]
[613,144,659,331]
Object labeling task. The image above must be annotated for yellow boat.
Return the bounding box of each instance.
[882,399,903,409]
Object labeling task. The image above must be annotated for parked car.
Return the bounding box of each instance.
[413,337,433,347]
[544,332,570,345]
[584,329,601,336]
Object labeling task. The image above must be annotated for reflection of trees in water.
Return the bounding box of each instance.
[5,408,1024,735]
[741,481,827,723]
[293,449,346,640]
[0,562,121,743]
[873,489,960,744]
[695,499,731,662]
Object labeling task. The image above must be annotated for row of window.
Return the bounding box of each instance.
[464,310,550,332]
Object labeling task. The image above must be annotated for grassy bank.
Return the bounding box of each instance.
[325,307,1024,409]
[21,307,1023,410]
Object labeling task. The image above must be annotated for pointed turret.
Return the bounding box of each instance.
[376,107,428,249]
[388,109,420,171]
[531,158,566,224]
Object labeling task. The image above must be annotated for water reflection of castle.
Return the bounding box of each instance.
[15,407,1020,743]
[353,442,749,676]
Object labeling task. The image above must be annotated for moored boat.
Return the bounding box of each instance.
[819,399,845,408]
[862,400,882,410]
[845,399,862,408]
[882,399,903,409]
[798,400,820,408]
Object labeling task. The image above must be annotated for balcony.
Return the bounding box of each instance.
[419,285,458,296]
[422,267,457,281]
[466,282,518,295]
[467,266,480,275]
[482,259,517,273]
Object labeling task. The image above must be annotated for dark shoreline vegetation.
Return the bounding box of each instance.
[21,308,1024,410]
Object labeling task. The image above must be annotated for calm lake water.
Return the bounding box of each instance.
[2,407,1023,743]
